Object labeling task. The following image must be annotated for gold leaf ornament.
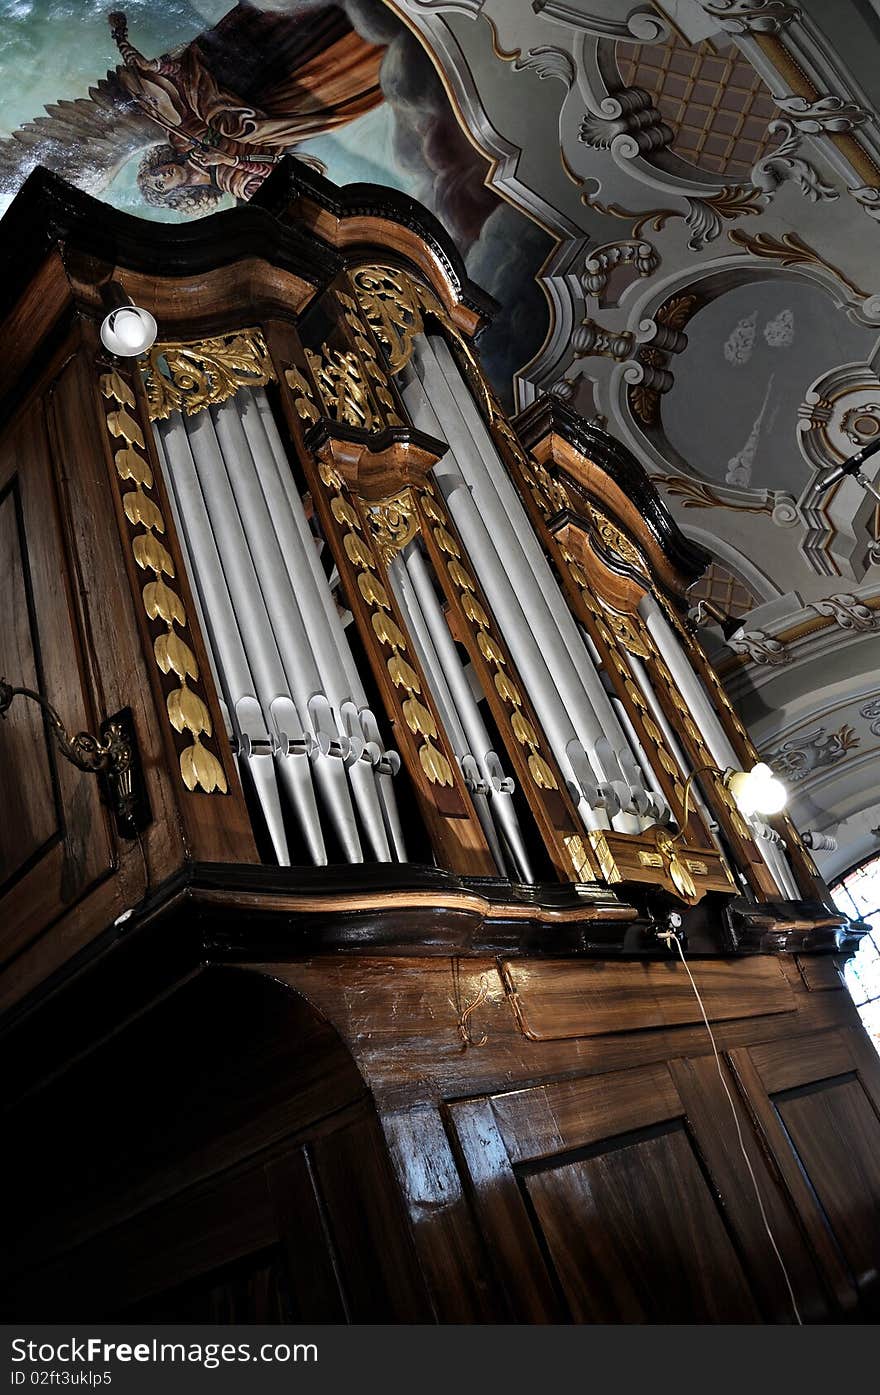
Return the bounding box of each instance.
[167,684,212,737]
[180,740,228,794]
[155,630,199,681]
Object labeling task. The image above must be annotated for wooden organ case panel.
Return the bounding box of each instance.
[0,386,114,963]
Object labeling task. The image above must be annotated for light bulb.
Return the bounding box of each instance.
[100,304,158,357]
[727,762,787,818]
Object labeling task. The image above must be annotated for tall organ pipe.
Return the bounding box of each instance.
[420,337,646,806]
[639,594,800,897]
[388,554,508,876]
[401,544,535,881]
[210,400,365,864]
[402,368,638,833]
[249,390,406,861]
[155,414,292,866]
[182,407,327,864]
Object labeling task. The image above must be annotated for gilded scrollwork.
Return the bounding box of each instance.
[99,368,228,795]
[367,489,419,565]
[315,460,453,788]
[143,329,276,421]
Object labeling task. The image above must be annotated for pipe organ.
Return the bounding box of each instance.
[1,164,878,1324]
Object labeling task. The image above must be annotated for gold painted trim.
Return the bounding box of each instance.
[100,368,228,794]
[143,328,276,421]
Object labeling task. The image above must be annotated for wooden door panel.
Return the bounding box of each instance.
[775,1076,880,1301]
[0,477,59,885]
[731,1027,880,1317]
[0,398,114,962]
[524,1123,759,1323]
[448,1058,818,1324]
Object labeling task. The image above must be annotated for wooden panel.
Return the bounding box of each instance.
[310,1113,432,1323]
[524,1123,760,1323]
[774,1076,880,1314]
[490,1061,681,1164]
[669,1055,830,1322]
[796,956,845,993]
[0,479,58,886]
[384,1106,501,1322]
[265,1149,347,1322]
[501,955,794,1040]
[745,1029,855,1094]
[447,1097,562,1322]
[0,395,114,962]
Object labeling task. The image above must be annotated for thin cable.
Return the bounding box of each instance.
[660,930,803,1325]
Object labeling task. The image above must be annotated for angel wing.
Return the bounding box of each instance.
[0,68,159,207]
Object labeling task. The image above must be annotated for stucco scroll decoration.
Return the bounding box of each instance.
[726,628,791,665]
[773,94,868,135]
[767,723,860,782]
[807,593,880,631]
[696,1,798,34]
[750,120,838,202]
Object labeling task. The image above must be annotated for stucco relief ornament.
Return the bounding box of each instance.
[724,311,757,366]
[808,593,880,631]
[696,1,798,34]
[860,697,880,737]
[751,120,839,203]
[849,185,880,223]
[773,94,869,135]
[767,723,860,781]
[726,628,791,665]
[763,310,794,348]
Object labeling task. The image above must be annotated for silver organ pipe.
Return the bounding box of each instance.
[399,544,535,882]
[155,412,298,865]
[248,390,406,862]
[421,337,654,823]
[153,390,404,867]
[388,553,509,877]
[402,357,652,835]
[639,594,800,898]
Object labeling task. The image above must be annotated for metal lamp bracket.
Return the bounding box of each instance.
[0,680,151,839]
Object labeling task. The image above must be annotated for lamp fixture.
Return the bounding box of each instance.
[0,678,150,838]
[815,434,880,507]
[726,761,787,818]
[672,761,788,844]
[100,303,157,358]
[98,278,157,358]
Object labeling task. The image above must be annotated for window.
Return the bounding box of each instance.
[831,853,880,1053]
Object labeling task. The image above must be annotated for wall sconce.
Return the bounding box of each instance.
[99,281,157,358]
[0,679,150,838]
[673,761,788,842]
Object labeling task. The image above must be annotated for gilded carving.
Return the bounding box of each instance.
[143,329,275,421]
[99,368,228,795]
[314,460,453,788]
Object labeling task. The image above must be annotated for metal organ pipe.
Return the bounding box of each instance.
[402,360,646,834]
[248,389,406,862]
[400,544,535,882]
[420,337,649,811]
[388,554,508,876]
[154,414,293,865]
[638,594,800,898]
[210,399,365,864]
[154,391,407,869]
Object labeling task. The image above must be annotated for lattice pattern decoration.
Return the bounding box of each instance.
[616,35,779,178]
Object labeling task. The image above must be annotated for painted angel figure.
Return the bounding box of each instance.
[0,4,385,216]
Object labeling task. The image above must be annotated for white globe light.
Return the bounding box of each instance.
[100,305,157,357]
[727,762,787,818]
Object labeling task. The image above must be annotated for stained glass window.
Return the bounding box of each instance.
[831,852,880,1054]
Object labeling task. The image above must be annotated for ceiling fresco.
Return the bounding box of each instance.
[0,0,552,402]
